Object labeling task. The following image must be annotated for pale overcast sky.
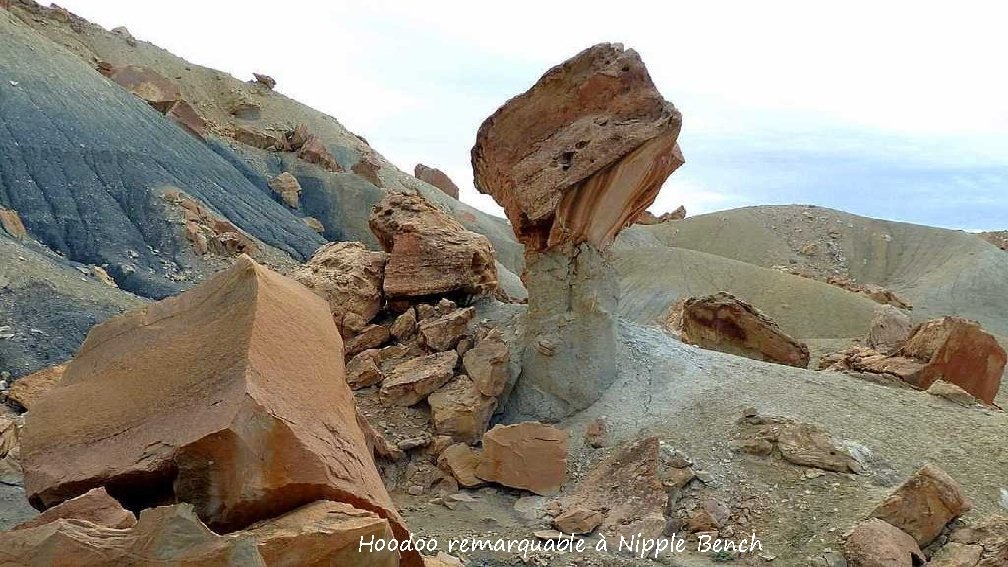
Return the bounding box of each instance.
[59,1,1008,230]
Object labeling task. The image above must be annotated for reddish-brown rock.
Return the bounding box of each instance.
[436,443,485,488]
[843,518,925,567]
[344,324,391,356]
[948,515,1008,566]
[20,256,414,559]
[428,376,497,444]
[253,72,276,90]
[554,506,603,535]
[165,99,207,139]
[414,164,461,199]
[369,193,498,299]
[164,190,260,257]
[232,125,289,151]
[636,205,686,225]
[471,43,683,251]
[870,464,972,546]
[7,362,67,411]
[980,231,1008,251]
[476,422,568,495]
[268,172,302,208]
[557,436,667,537]
[345,350,384,390]
[104,64,181,110]
[292,242,387,338]
[380,351,458,407]
[0,207,27,239]
[673,292,811,368]
[583,418,607,448]
[353,155,384,187]
[14,487,135,531]
[298,136,343,173]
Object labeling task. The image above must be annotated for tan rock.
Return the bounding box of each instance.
[462,328,509,397]
[584,418,607,448]
[476,422,568,496]
[554,506,603,535]
[436,443,485,488]
[14,487,135,530]
[0,413,23,486]
[867,304,914,354]
[557,436,667,537]
[928,380,981,407]
[419,307,475,352]
[232,125,289,151]
[352,155,384,187]
[20,257,413,552]
[676,292,811,368]
[949,515,1008,566]
[292,242,387,338]
[344,324,391,356]
[370,193,498,299]
[927,542,984,567]
[253,72,276,89]
[165,99,207,139]
[980,231,1008,252]
[91,266,117,288]
[0,207,27,239]
[7,362,67,411]
[826,275,913,310]
[428,376,496,444]
[165,191,260,257]
[843,518,925,567]
[303,217,325,233]
[687,499,730,533]
[345,350,384,390]
[298,136,343,173]
[870,464,972,546]
[104,64,181,110]
[268,172,302,208]
[776,422,861,473]
[414,164,460,199]
[471,43,682,251]
[390,308,418,341]
[380,351,458,406]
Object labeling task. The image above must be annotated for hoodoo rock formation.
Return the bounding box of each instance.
[472,43,683,420]
[18,256,420,565]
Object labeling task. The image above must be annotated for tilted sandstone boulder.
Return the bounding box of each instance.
[866,304,914,354]
[475,422,568,496]
[369,193,498,300]
[353,154,384,188]
[20,256,416,564]
[292,242,387,338]
[843,518,925,567]
[7,362,67,411]
[554,506,603,535]
[0,413,23,486]
[427,376,497,444]
[471,44,682,420]
[380,351,458,407]
[101,64,206,138]
[673,292,811,368]
[267,172,302,208]
[472,43,682,251]
[870,464,971,546]
[414,164,461,199]
[13,487,136,531]
[0,207,27,239]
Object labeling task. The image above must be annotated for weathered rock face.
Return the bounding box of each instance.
[673,292,811,368]
[380,351,458,407]
[7,362,67,411]
[13,487,136,531]
[252,72,276,90]
[980,230,1008,251]
[948,515,1008,566]
[462,329,510,398]
[427,376,497,444]
[369,193,498,300]
[414,164,461,199]
[843,518,925,567]
[475,422,568,495]
[436,443,484,488]
[866,304,914,354]
[635,205,686,225]
[291,242,387,338]
[418,307,474,351]
[19,257,412,553]
[558,437,668,538]
[353,155,384,188]
[267,172,302,209]
[0,413,22,486]
[471,43,683,252]
[163,190,261,257]
[870,464,972,546]
[101,64,206,138]
[0,207,27,239]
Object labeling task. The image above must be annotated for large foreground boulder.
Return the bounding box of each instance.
[475,422,568,495]
[369,193,498,300]
[470,43,683,420]
[19,256,417,564]
[671,292,811,368]
[869,463,971,546]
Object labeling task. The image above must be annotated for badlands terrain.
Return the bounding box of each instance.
[0,2,1006,566]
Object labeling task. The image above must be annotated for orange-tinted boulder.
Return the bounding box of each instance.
[843,518,925,567]
[674,292,810,368]
[292,242,387,338]
[7,362,67,411]
[268,172,302,208]
[475,422,568,495]
[471,43,683,251]
[20,256,416,564]
[870,464,971,546]
[165,99,207,139]
[0,207,27,239]
[104,64,181,110]
[369,193,497,299]
[414,164,460,199]
[298,136,343,173]
[14,487,135,531]
[353,155,384,188]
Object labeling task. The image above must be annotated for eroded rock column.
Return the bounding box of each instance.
[471,43,684,420]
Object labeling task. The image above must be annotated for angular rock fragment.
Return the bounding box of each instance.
[948,515,1008,566]
[345,349,384,390]
[462,328,510,397]
[252,72,276,89]
[390,308,418,341]
[352,155,384,187]
[436,443,485,488]
[866,304,914,354]
[303,217,325,233]
[164,99,207,139]
[428,376,496,444]
[419,307,474,352]
[20,256,412,549]
[928,380,981,407]
[472,43,682,251]
[870,464,972,546]
[14,487,135,531]
[370,193,498,299]
[103,64,181,109]
[298,136,343,173]
[554,506,603,535]
[674,292,811,368]
[380,351,458,406]
[7,362,67,411]
[231,125,289,151]
[843,518,925,567]
[0,207,27,239]
[776,422,861,474]
[583,418,607,448]
[268,172,302,208]
[476,422,568,496]
[292,242,387,338]
[344,324,391,356]
[414,164,461,199]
